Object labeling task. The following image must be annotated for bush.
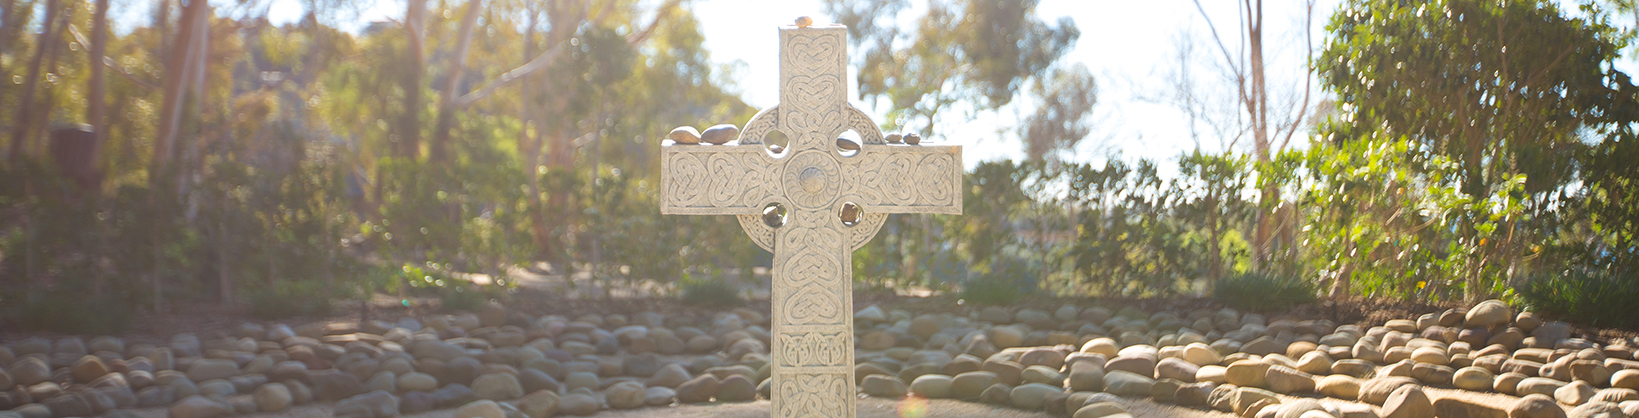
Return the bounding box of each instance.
[959,276,1026,305]
[247,282,335,319]
[1518,270,1639,329]
[7,290,134,334]
[1214,271,1317,312]
[679,275,742,307]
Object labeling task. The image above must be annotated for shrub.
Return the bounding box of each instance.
[247,282,335,319]
[8,290,134,334]
[679,275,742,307]
[1518,270,1639,329]
[959,276,1026,305]
[1214,271,1317,312]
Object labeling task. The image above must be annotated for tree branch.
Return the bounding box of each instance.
[66,24,161,91]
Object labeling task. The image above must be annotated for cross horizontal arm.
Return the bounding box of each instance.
[838,144,963,215]
[660,145,781,215]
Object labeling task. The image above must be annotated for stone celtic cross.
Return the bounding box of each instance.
[659,23,962,418]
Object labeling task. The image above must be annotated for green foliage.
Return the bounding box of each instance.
[958,269,1027,306]
[1518,270,1639,329]
[247,281,336,320]
[1214,272,1318,312]
[678,274,742,308]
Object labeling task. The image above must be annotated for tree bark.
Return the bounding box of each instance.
[7,0,61,162]
[87,0,109,164]
[428,0,483,163]
[398,0,427,159]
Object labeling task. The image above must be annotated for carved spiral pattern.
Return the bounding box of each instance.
[776,374,849,418]
[781,151,841,210]
[779,332,848,367]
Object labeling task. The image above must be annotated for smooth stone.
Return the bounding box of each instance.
[863,375,908,398]
[675,375,719,403]
[398,372,438,392]
[605,381,645,409]
[716,375,756,402]
[981,383,1014,405]
[1104,370,1155,397]
[1510,394,1568,418]
[454,400,504,418]
[1359,377,1418,405]
[253,383,292,412]
[1067,361,1106,392]
[333,390,398,418]
[1519,377,1569,398]
[1234,387,1280,415]
[1454,366,1496,391]
[1434,397,1507,418]
[1557,381,1598,406]
[1023,365,1065,385]
[312,371,366,401]
[643,386,675,406]
[1075,401,1128,418]
[1227,360,1270,387]
[472,372,523,400]
[952,371,999,399]
[556,393,599,416]
[1382,385,1433,418]
[185,359,239,382]
[515,390,559,418]
[667,126,701,144]
[1566,401,1624,418]
[647,364,691,388]
[1265,365,1316,394]
[1276,399,1328,418]
[169,396,230,418]
[910,374,954,399]
[699,124,739,145]
[1009,383,1063,410]
[1592,388,1638,404]
[1466,300,1512,328]
[564,372,599,392]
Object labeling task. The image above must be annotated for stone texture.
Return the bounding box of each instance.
[169,396,230,418]
[253,383,292,412]
[472,373,523,400]
[1434,397,1508,418]
[516,390,559,418]
[333,390,398,418]
[454,400,504,418]
[1382,385,1433,418]
[606,381,645,409]
[675,374,719,403]
[910,374,954,399]
[862,375,907,398]
[1008,383,1062,410]
[1565,402,1624,418]
[1510,394,1568,418]
[1317,375,1361,400]
[1104,370,1155,397]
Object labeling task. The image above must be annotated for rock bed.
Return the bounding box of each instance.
[0,300,1636,418]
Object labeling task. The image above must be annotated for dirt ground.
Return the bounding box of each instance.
[107,386,1532,418]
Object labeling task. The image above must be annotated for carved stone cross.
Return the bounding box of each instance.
[659,24,962,418]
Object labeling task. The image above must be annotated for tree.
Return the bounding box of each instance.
[1188,0,1319,270]
[1020,63,1097,162]
[824,0,1078,137]
[1317,0,1631,299]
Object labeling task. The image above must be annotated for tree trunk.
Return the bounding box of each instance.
[7,0,61,162]
[87,0,109,163]
[398,0,427,159]
[428,0,483,163]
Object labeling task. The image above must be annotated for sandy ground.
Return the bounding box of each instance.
[108,384,1533,418]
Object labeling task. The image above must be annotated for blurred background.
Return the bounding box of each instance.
[3,0,1639,333]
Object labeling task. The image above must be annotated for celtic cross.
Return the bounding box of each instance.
[659,23,962,418]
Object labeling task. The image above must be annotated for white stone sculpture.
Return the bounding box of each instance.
[659,23,963,418]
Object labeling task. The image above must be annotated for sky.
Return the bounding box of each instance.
[686,0,1338,169]
[219,0,1337,170]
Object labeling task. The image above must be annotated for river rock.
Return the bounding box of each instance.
[1227,360,1270,387]
[1466,300,1512,328]
[1510,394,1568,418]
[1566,402,1624,418]
[863,375,907,398]
[515,390,558,418]
[1359,377,1418,405]
[1558,381,1598,406]
[1265,365,1315,394]
[910,374,953,398]
[333,390,397,418]
[169,396,230,418]
[253,383,291,412]
[472,372,522,400]
[1008,383,1062,410]
[1104,370,1155,397]
[1382,385,1432,418]
[1434,397,1507,418]
[675,374,719,403]
[557,393,598,416]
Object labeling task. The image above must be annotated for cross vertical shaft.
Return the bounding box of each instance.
[658,22,963,418]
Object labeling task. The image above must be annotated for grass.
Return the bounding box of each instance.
[1213,271,1317,312]
[1517,269,1639,330]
